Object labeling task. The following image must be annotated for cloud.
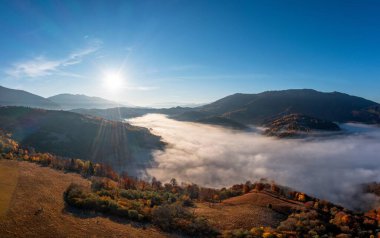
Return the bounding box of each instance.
[6,39,102,78]
[128,114,380,210]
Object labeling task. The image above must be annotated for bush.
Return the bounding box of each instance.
[128,209,139,220]
[151,203,218,236]
[63,183,88,206]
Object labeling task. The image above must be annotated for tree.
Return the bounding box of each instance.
[87,161,95,176]
[243,181,252,194]
[151,177,162,190]
[69,158,76,171]
[170,178,178,187]
[271,182,280,194]
[255,182,265,191]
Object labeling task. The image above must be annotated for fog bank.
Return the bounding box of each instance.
[128,114,380,210]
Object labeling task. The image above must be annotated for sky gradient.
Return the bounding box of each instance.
[1,0,379,106]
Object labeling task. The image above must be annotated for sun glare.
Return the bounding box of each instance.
[103,71,124,91]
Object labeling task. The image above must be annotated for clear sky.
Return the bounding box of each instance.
[0,0,379,106]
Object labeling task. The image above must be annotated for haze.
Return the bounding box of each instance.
[129,114,380,210]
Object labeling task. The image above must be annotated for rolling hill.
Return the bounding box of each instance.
[0,107,163,174]
[48,93,126,110]
[172,89,380,127]
[0,86,59,109]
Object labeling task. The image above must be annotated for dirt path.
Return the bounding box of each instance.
[0,160,19,217]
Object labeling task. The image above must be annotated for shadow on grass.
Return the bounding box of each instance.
[61,204,149,230]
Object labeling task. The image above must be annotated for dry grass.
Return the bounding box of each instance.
[194,191,304,230]
[0,159,307,236]
[0,160,171,238]
[0,160,19,217]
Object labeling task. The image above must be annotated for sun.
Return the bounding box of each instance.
[103,71,124,91]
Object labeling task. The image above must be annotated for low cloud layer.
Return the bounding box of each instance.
[128,114,380,210]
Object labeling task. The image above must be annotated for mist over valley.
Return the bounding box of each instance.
[129,114,380,210]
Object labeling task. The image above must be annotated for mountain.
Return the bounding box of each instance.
[0,85,59,109]
[0,106,163,174]
[48,93,125,110]
[174,89,380,126]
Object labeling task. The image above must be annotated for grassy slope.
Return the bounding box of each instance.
[0,160,169,238]
[0,161,18,217]
[195,191,304,230]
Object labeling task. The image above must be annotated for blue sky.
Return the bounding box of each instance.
[0,0,379,106]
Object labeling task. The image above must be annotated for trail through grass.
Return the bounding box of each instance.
[0,160,19,217]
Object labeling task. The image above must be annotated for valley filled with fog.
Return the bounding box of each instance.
[128,114,380,210]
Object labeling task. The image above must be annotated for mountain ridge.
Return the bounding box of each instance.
[0,86,60,109]
[0,85,130,110]
[48,93,127,110]
[176,89,380,127]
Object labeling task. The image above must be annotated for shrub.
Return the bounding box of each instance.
[181,195,194,207]
[128,209,139,220]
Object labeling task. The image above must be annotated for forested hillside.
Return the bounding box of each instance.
[0,107,163,173]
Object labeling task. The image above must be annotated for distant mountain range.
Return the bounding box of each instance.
[0,85,125,110]
[2,85,380,133]
[176,89,380,124]
[0,86,59,109]
[48,93,125,110]
[74,89,380,132]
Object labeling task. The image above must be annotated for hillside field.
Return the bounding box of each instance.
[0,160,169,238]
